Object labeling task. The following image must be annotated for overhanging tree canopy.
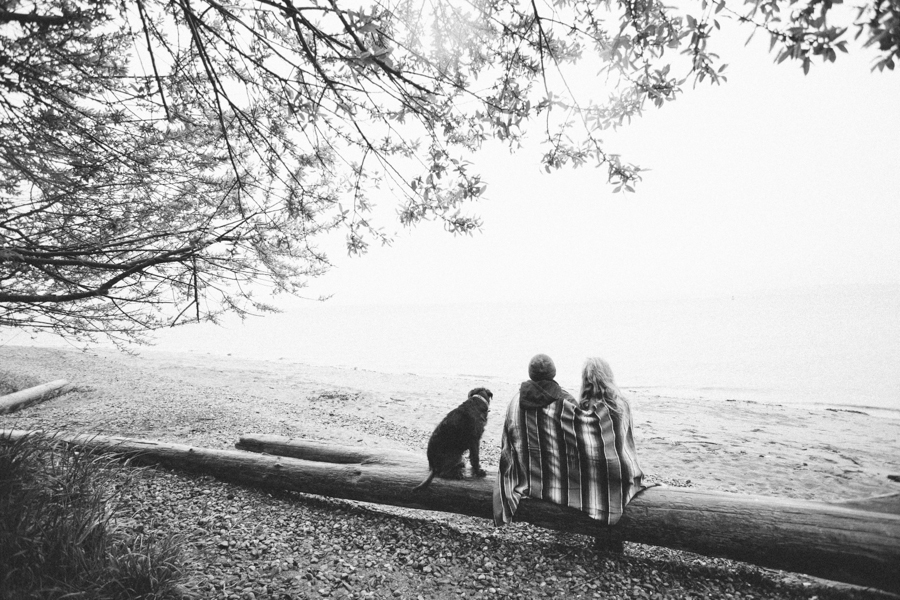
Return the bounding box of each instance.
[1,0,896,343]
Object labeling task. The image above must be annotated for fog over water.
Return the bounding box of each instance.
[138,284,899,415]
[5,285,897,417]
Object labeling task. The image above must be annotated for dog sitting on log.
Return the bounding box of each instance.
[412,387,492,491]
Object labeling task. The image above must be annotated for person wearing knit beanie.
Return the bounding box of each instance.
[519,354,574,409]
[528,353,557,381]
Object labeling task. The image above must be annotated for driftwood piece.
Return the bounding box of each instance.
[832,492,900,515]
[235,434,420,466]
[2,429,898,594]
[0,379,72,415]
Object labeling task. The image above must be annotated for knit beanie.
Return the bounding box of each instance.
[528,354,557,381]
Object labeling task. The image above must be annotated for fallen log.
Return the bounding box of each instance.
[237,434,900,594]
[0,379,73,415]
[235,434,419,466]
[3,429,898,594]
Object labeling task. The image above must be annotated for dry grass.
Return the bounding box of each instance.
[0,433,190,600]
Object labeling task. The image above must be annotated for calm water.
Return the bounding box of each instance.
[151,284,899,414]
[6,285,899,415]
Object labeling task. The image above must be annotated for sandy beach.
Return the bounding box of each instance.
[3,345,897,502]
[1,344,898,599]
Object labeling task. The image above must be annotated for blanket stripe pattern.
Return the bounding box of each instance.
[493,396,644,526]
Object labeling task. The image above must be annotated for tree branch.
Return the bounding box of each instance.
[0,247,197,304]
[0,10,71,27]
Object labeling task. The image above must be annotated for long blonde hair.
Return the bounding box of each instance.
[579,357,628,421]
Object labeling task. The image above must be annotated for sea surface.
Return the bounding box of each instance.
[5,284,899,416]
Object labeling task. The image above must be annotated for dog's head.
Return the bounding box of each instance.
[468,387,493,406]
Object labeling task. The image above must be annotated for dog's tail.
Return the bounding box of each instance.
[412,469,436,492]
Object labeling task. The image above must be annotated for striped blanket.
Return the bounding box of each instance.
[493,393,645,526]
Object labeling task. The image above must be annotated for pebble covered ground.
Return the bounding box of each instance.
[123,468,892,600]
[1,346,897,600]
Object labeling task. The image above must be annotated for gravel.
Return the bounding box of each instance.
[123,468,891,600]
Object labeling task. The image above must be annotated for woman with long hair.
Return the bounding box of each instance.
[579,357,627,419]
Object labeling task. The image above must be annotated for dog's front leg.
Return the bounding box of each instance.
[469,442,486,477]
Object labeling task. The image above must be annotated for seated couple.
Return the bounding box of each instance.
[493,354,646,547]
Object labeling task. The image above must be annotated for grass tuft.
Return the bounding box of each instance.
[0,433,191,600]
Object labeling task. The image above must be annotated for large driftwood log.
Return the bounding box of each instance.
[240,432,900,511]
[3,430,898,594]
[236,434,900,594]
[0,379,72,415]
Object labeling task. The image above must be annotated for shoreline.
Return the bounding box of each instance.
[8,284,898,417]
[7,336,898,416]
[156,348,900,416]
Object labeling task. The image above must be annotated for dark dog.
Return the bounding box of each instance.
[412,387,492,491]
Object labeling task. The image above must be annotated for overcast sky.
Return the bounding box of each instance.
[294,19,900,308]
